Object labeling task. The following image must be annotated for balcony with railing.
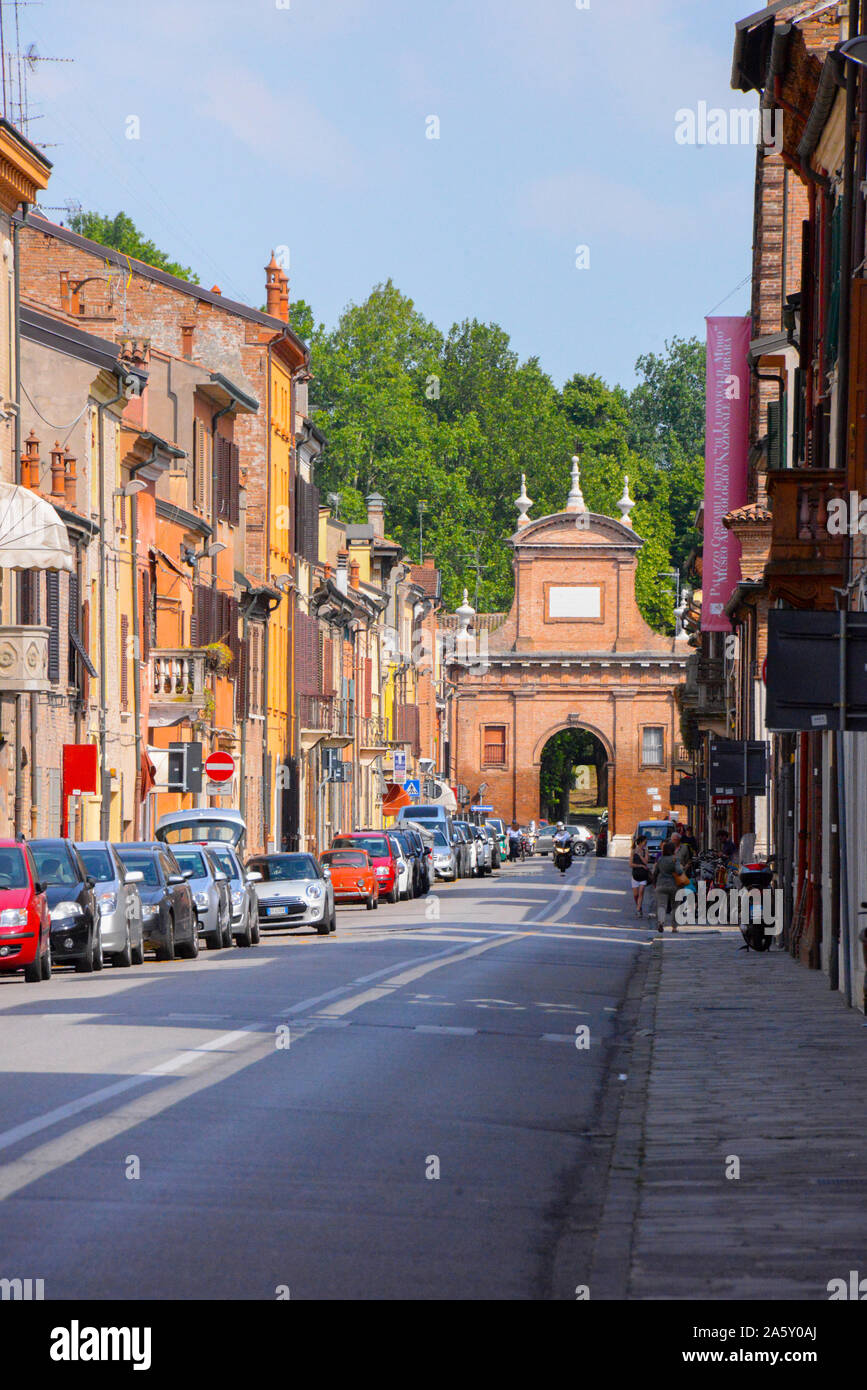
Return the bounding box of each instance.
[150,649,209,706]
[358,714,388,755]
[299,693,355,748]
[0,625,50,693]
[765,469,847,606]
[680,653,725,725]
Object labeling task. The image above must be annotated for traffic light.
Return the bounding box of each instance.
[167,741,203,794]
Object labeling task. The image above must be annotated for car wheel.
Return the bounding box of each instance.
[372,893,379,910]
[221,913,233,949]
[316,914,331,935]
[366,895,375,910]
[92,923,103,971]
[388,885,399,904]
[329,910,336,934]
[157,917,175,963]
[113,932,133,968]
[251,917,261,945]
[24,953,43,982]
[75,925,96,973]
[206,927,222,950]
[235,914,254,947]
[131,935,144,966]
[178,926,199,960]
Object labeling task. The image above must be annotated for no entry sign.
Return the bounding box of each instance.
[204,751,236,784]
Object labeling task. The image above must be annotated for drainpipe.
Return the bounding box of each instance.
[209,398,235,803]
[12,203,25,835]
[97,376,129,839]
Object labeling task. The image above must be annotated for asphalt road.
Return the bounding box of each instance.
[0,854,654,1300]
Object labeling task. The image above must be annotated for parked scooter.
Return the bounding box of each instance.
[737,860,774,952]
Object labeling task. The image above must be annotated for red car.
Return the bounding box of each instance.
[330,831,399,904]
[0,840,51,982]
[320,848,379,910]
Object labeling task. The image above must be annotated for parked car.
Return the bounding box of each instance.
[451,822,473,878]
[469,824,493,876]
[114,843,198,961]
[246,852,335,934]
[453,821,480,877]
[204,843,261,947]
[396,805,453,837]
[0,840,51,982]
[76,840,145,968]
[155,807,246,850]
[485,818,508,862]
[635,819,677,863]
[31,838,100,973]
[431,827,458,881]
[331,831,399,904]
[398,820,435,890]
[534,824,558,856]
[169,844,232,951]
[391,825,429,894]
[386,831,414,900]
[320,848,379,910]
[388,828,424,899]
[569,825,596,857]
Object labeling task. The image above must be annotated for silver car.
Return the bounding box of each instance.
[431,827,458,881]
[246,852,334,935]
[75,841,144,968]
[170,844,232,950]
[470,825,493,876]
[204,843,261,947]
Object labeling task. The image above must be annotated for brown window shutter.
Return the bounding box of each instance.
[237,635,249,719]
[229,443,240,526]
[120,613,129,710]
[140,572,150,662]
[46,571,60,683]
[81,599,90,702]
[193,420,205,510]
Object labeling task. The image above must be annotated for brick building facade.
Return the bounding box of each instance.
[448,463,687,854]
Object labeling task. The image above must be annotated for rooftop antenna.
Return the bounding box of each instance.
[0,7,72,139]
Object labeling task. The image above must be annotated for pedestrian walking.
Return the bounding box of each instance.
[652,838,679,933]
[631,834,650,917]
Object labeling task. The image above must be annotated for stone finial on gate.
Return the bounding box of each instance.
[515,473,533,528]
[565,453,586,514]
[617,475,635,528]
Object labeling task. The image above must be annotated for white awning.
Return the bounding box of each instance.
[0,481,73,571]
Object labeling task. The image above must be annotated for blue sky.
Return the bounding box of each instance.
[24,0,758,388]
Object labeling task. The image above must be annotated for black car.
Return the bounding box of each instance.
[398,824,431,894]
[30,839,99,973]
[114,843,198,961]
[387,828,425,897]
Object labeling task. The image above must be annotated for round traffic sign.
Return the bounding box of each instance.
[204,751,235,784]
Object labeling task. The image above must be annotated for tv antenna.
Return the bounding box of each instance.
[0,7,73,139]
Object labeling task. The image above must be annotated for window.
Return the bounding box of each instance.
[642,726,665,766]
[483,725,506,765]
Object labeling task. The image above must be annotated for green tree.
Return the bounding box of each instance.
[539,729,607,821]
[69,211,198,282]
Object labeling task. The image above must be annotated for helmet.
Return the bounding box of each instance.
[557,821,565,830]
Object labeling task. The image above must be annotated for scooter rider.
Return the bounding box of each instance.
[553,821,573,871]
[507,823,522,862]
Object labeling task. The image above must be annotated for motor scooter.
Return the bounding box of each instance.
[737,861,774,951]
[553,841,573,874]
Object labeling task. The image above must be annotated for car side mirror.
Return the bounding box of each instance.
[34,880,44,894]
[246,871,262,883]
[322,867,331,877]
[167,873,185,886]
[183,869,195,879]
[125,870,144,884]
[215,872,228,882]
[86,876,96,889]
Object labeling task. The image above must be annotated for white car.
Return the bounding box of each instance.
[246,852,335,935]
[391,843,413,901]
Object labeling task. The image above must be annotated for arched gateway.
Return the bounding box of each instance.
[446,461,689,857]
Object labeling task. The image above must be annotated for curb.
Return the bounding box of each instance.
[585,934,663,1299]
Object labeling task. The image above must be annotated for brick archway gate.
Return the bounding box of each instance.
[446,469,689,856]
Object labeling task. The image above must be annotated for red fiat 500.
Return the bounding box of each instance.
[320,849,379,910]
[0,841,51,983]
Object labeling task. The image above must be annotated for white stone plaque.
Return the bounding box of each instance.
[547,585,601,619]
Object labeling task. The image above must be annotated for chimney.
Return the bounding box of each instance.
[50,442,66,502]
[335,549,349,594]
[349,557,360,589]
[423,553,435,568]
[366,491,385,542]
[265,251,281,317]
[277,268,289,324]
[63,447,77,508]
[21,429,39,489]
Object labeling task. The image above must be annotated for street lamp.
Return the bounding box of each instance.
[839,36,867,66]
[657,568,684,635]
[182,540,226,566]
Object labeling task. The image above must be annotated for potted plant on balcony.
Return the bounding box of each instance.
[203,641,233,676]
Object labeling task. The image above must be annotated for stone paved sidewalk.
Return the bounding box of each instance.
[598,928,867,1300]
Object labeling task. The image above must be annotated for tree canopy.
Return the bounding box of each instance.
[297,281,704,630]
[69,211,198,283]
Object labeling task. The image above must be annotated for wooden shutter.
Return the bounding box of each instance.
[46,571,60,683]
[193,420,206,510]
[847,277,867,483]
[81,598,90,702]
[141,571,150,661]
[363,656,372,718]
[237,635,249,719]
[120,613,129,710]
[229,443,240,526]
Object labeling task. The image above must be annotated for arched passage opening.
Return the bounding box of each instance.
[538,726,609,828]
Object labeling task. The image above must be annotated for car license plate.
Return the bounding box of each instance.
[267,906,289,916]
